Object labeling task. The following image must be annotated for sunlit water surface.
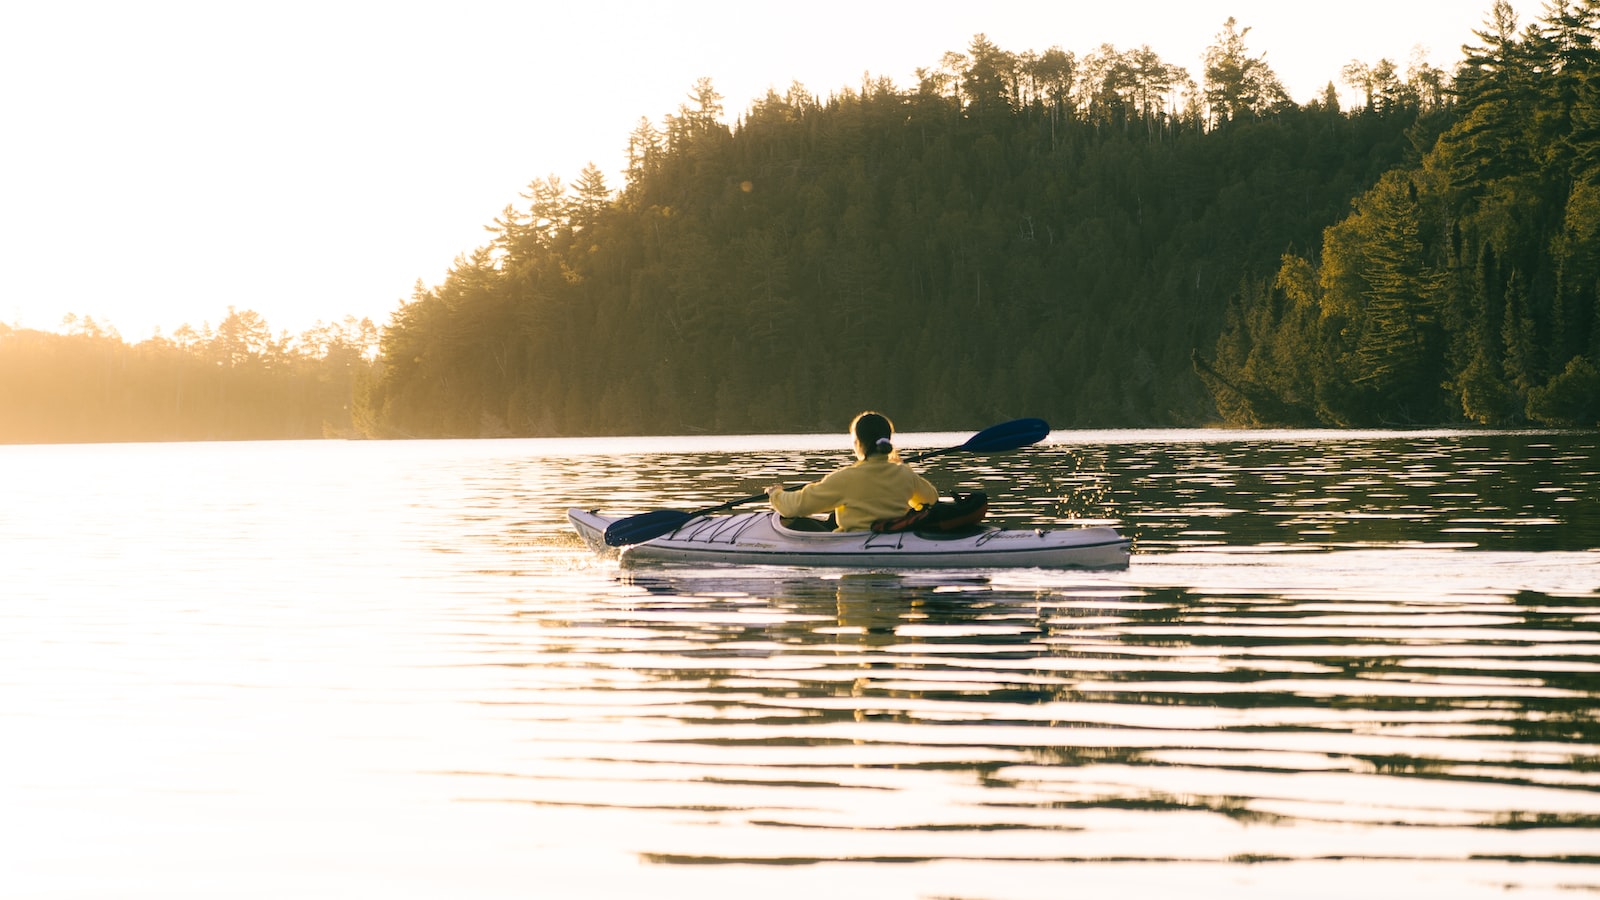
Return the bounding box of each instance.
[2,430,1598,899]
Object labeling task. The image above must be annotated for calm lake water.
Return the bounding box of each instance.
[3,429,1598,899]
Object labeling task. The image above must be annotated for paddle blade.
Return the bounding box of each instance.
[603,509,694,547]
[957,417,1050,453]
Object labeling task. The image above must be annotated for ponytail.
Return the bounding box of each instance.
[851,411,896,459]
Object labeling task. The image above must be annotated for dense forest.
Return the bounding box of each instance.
[365,19,1435,437]
[1201,0,1600,427]
[6,2,1596,443]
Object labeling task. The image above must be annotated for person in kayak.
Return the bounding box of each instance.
[766,411,939,531]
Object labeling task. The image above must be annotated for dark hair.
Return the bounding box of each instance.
[851,411,895,457]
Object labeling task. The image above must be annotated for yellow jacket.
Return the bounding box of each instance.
[768,455,939,531]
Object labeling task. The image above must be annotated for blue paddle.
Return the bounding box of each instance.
[602,418,1050,546]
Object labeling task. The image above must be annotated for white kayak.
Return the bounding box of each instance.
[568,507,1131,569]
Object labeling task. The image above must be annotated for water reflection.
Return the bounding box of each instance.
[1098,431,1600,552]
[6,430,1599,898]
[469,555,1600,870]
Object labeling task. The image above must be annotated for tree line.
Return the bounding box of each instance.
[0,312,377,443]
[11,5,1593,444]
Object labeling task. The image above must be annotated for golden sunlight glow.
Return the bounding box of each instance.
[0,1,1542,341]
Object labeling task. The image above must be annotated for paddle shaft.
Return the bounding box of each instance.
[602,418,1049,546]
[639,440,997,520]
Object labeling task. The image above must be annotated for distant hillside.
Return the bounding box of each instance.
[0,313,375,444]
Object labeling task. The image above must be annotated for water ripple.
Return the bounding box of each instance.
[5,431,1598,898]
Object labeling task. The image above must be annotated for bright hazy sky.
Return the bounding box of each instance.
[1,0,1543,341]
